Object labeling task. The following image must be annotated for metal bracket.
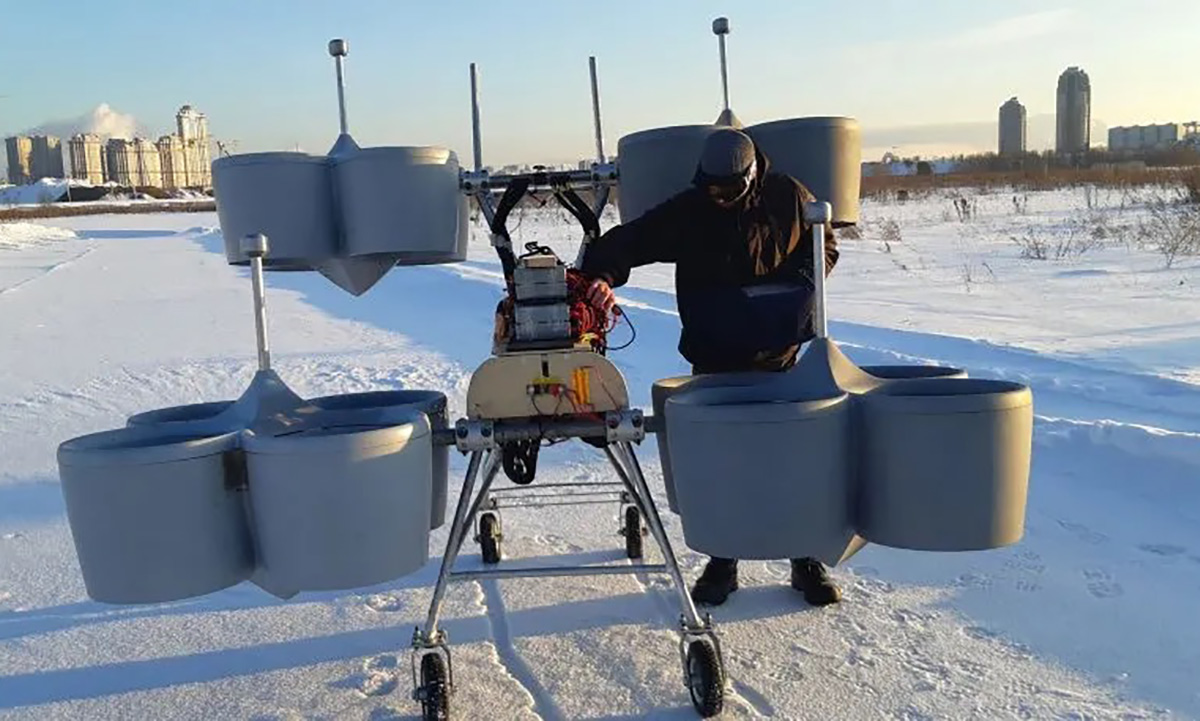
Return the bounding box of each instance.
[461,169,490,193]
[605,409,645,443]
[454,419,496,453]
[588,161,618,184]
[411,627,455,701]
[677,612,727,685]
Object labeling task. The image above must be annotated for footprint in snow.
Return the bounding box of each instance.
[1138,543,1186,557]
[1003,550,1046,574]
[363,654,400,674]
[358,672,399,697]
[952,572,994,590]
[358,654,401,697]
[892,705,936,721]
[1057,520,1108,545]
[962,626,1000,641]
[1083,569,1124,599]
[364,594,404,613]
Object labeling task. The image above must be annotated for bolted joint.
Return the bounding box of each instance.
[803,201,833,225]
[241,233,269,258]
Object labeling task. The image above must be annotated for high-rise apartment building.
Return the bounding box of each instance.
[1056,67,1091,154]
[998,97,1027,155]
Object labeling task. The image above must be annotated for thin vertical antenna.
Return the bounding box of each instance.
[713,18,731,112]
[328,39,350,135]
[589,56,606,162]
[470,63,483,171]
[242,234,272,371]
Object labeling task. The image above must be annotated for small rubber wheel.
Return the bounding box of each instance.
[479,512,502,565]
[419,653,450,721]
[685,639,724,718]
[623,506,644,560]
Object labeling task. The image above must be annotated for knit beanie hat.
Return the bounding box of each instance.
[695,127,756,184]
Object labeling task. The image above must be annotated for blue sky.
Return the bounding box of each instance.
[1,1,1197,164]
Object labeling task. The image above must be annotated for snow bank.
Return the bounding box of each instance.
[0,222,78,250]
[0,179,99,206]
[1,179,69,205]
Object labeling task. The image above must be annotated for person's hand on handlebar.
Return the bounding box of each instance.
[586,278,618,314]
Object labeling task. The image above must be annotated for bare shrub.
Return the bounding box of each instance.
[1141,195,1200,268]
[839,225,862,240]
[1184,168,1200,205]
[951,195,977,222]
[1013,220,1104,261]
[1011,194,1029,215]
[879,218,902,244]
[1013,230,1048,260]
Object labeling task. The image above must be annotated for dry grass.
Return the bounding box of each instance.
[0,201,216,221]
[862,166,1195,202]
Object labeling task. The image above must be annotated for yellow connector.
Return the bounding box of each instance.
[572,367,592,406]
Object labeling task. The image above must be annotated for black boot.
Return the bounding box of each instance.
[790,557,841,606]
[691,557,739,606]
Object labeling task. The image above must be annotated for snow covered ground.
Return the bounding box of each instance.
[1,186,1198,719]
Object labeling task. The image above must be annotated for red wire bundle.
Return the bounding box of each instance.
[566,269,613,352]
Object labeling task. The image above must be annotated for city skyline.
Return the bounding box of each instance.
[1,1,1197,169]
[5,105,212,188]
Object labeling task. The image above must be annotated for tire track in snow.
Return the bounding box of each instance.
[625,549,778,718]
[476,579,560,721]
[0,246,96,297]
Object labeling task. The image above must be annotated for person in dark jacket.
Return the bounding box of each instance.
[580,127,842,607]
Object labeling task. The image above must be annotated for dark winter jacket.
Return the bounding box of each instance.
[581,147,838,372]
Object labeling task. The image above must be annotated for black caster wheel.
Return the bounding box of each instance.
[685,639,725,718]
[418,653,450,720]
[478,512,502,565]
[623,505,644,560]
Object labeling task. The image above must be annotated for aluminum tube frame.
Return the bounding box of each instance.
[432,417,664,448]
[589,56,606,163]
[812,210,829,339]
[464,169,617,194]
[420,450,500,641]
[248,253,271,372]
[718,34,730,112]
[451,564,668,583]
[490,481,624,493]
[334,56,349,135]
[487,496,624,508]
[470,63,483,172]
[493,489,622,501]
[604,443,705,631]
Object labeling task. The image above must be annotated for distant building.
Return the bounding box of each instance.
[68,134,106,184]
[156,135,187,190]
[175,105,211,188]
[5,135,64,183]
[31,136,64,180]
[1056,67,1091,154]
[105,138,163,187]
[998,97,1027,155]
[5,136,33,184]
[1108,124,1183,152]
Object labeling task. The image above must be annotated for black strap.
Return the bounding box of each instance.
[489,177,532,282]
[552,187,601,240]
